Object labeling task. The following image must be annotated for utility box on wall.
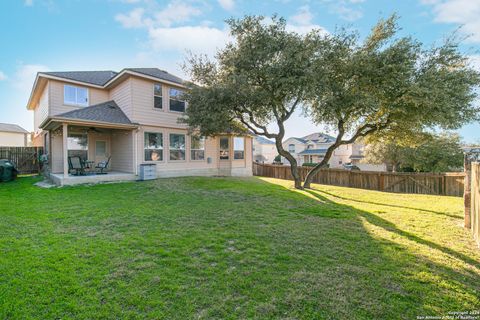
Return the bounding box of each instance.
[139,163,157,180]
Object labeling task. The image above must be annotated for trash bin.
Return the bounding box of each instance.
[0,159,18,182]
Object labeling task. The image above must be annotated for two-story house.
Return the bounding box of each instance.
[252,135,277,163]
[281,132,386,171]
[28,68,252,185]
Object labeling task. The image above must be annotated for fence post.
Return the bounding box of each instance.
[464,154,472,229]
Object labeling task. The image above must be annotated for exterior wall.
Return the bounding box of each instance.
[50,131,64,174]
[253,142,277,163]
[109,78,133,119]
[0,132,27,147]
[110,130,134,173]
[48,80,109,116]
[130,77,188,129]
[34,82,49,135]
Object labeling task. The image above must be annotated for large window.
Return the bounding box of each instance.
[154,84,163,109]
[67,132,88,160]
[219,137,229,160]
[64,85,88,106]
[169,88,185,112]
[191,136,205,161]
[288,144,295,153]
[169,134,185,160]
[234,137,245,160]
[144,132,163,161]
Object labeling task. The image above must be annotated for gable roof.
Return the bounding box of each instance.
[54,100,134,125]
[125,68,184,85]
[42,71,118,86]
[0,123,29,134]
[301,132,336,143]
[255,135,275,145]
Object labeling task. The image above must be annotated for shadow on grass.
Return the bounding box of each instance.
[311,188,460,219]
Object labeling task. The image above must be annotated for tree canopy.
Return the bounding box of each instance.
[181,14,480,189]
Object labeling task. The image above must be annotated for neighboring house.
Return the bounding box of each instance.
[0,123,29,147]
[281,132,386,171]
[253,135,277,163]
[27,68,252,185]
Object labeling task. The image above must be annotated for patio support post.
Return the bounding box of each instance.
[63,123,68,178]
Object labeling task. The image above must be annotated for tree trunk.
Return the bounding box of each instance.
[274,138,303,189]
[303,148,336,189]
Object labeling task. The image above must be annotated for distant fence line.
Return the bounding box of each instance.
[253,163,465,197]
[0,147,43,174]
[471,162,480,247]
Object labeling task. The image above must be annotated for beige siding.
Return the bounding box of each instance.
[130,77,188,129]
[0,132,26,147]
[110,130,134,173]
[109,78,133,119]
[51,132,64,174]
[34,82,49,132]
[49,80,109,115]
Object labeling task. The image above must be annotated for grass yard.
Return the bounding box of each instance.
[1,176,479,319]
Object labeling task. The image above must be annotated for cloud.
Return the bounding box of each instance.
[422,0,480,43]
[0,71,7,81]
[115,7,146,28]
[148,25,230,56]
[24,0,33,6]
[218,0,235,11]
[12,64,50,93]
[330,1,364,21]
[287,6,328,35]
[469,55,480,71]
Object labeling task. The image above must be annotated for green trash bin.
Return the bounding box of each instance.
[0,159,18,182]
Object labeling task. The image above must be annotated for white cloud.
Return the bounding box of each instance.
[470,55,480,71]
[148,25,230,56]
[24,0,33,6]
[154,1,202,27]
[115,7,146,29]
[218,0,235,11]
[330,2,363,21]
[290,5,313,26]
[0,71,7,81]
[422,0,480,43]
[12,64,50,93]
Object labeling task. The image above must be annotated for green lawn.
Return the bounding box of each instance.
[1,176,479,319]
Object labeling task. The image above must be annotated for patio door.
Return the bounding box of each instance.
[95,140,109,164]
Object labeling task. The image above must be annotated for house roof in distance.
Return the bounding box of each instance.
[255,135,275,145]
[55,101,134,125]
[301,132,336,143]
[0,123,29,134]
[298,148,328,155]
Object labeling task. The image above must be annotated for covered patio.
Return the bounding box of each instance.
[40,101,139,185]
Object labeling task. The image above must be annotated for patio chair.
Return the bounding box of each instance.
[68,156,85,176]
[95,156,111,175]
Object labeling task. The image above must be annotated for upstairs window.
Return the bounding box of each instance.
[64,85,88,106]
[191,136,205,161]
[169,88,185,112]
[234,137,245,160]
[154,84,163,109]
[288,144,295,153]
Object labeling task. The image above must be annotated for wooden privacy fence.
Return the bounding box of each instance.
[0,147,43,174]
[471,162,480,247]
[253,163,465,197]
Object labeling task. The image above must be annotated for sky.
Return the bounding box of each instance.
[0,0,479,142]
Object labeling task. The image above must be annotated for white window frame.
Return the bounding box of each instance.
[190,136,205,161]
[153,83,163,110]
[233,137,245,160]
[169,88,186,113]
[169,133,186,161]
[288,144,295,153]
[64,85,89,106]
[144,132,164,162]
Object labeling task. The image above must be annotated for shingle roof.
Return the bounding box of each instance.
[301,132,336,143]
[255,135,275,145]
[298,148,328,155]
[125,68,184,85]
[43,71,118,86]
[41,68,185,87]
[0,123,29,134]
[55,101,134,125]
